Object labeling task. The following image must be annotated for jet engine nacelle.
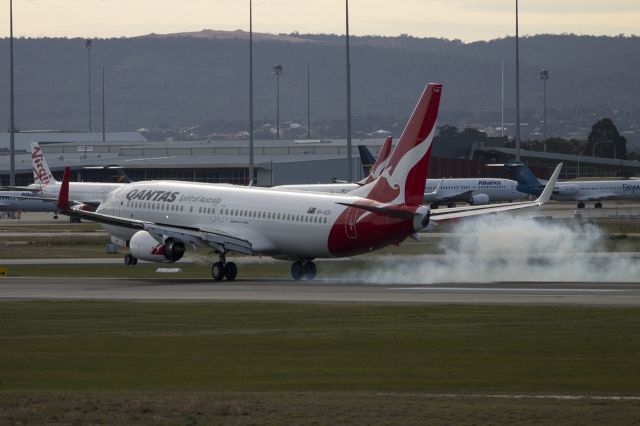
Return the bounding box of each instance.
[129,230,185,263]
[413,205,431,231]
[556,184,579,196]
[468,194,490,205]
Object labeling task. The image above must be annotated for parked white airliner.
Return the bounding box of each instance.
[506,161,640,209]
[57,83,561,281]
[0,144,126,218]
[0,191,57,213]
[272,137,394,194]
[27,142,125,206]
[275,144,526,206]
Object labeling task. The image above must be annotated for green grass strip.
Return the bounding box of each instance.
[0,302,638,395]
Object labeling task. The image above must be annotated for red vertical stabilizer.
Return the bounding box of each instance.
[57,167,71,211]
[356,83,442,206]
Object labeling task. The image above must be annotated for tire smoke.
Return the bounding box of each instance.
[359,216,640,284]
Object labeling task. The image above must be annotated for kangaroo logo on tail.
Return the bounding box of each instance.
[351,83,442,206]
[31,142,57,186]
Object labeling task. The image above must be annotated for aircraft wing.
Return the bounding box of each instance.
[429,178,445,196]
[429,163,562,221]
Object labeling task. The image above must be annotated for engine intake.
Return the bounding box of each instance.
[468,194,490,205]
[163,238,186,262]
[413,205,431,231]
[129,231,185,263]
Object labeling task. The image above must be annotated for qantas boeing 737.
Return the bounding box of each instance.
[56,83,561,281]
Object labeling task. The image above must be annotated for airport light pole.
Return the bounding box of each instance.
[515,0,521,162]
[9,0,15,186]
[272,64,283,140]
[85,39,93,133]
[249,0,254,183]
[102,67,106,142]
[501,57,505,137]
[539,68,549,152]
[307,65,311,139]
[345,0,353,181]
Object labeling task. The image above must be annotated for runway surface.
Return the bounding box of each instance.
[1,277,639,306]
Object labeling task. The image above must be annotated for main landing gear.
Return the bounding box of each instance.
[290,260,317,281]
[124,254,138,265]
[211,252,237,281]
[447,202,457,208]
[577,201,602,209]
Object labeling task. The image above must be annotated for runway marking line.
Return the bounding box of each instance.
[391,287,626,292]
[376,393,640,401]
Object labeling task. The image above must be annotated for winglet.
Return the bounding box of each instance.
[429,177,445,196]
[535,163,562,204]
[57,167,71,211]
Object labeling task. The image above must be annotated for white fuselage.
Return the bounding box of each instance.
[29,182,125,204]
[424,178,526,203]
[0,191,57,212]
[552,180,640,202]
[274,178,527,203]
[98,180,358,259]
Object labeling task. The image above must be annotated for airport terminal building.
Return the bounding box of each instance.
[2,131,640,186]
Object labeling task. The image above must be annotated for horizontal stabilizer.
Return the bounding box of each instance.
[336,201,414,219]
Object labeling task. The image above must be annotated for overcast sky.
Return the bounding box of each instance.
[5,0,639,42]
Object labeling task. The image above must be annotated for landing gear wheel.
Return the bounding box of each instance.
[595,202,603,208]
[577,202,586,209]
[224,262,238,281]
[124,254,137,266]
[447,202,456,208]
[212,262,225,281]
[430,203,439,209]
[291,261,305,281]
[303,261,317,280]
